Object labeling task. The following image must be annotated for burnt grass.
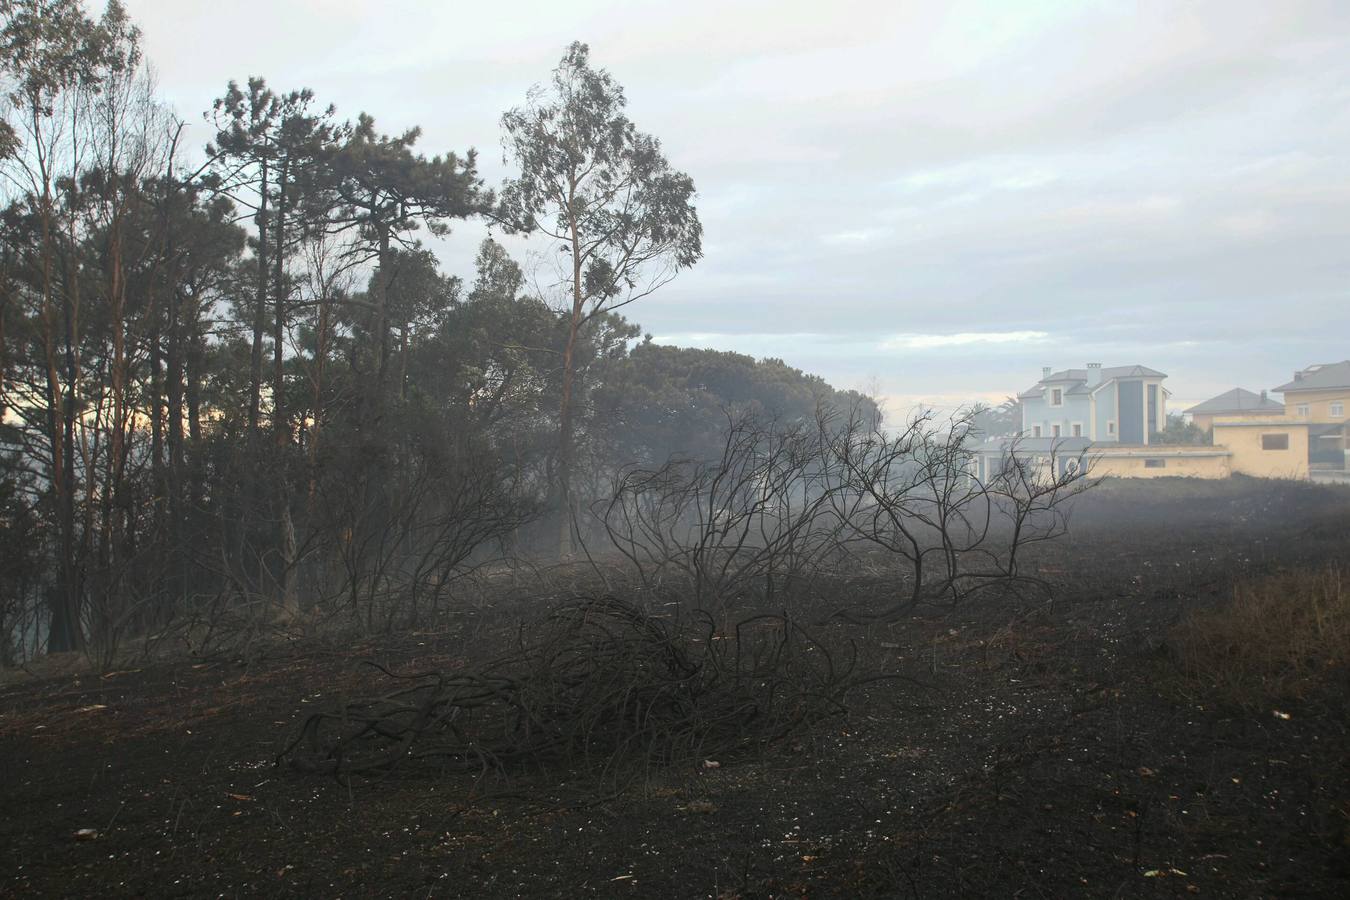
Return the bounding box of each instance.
[3,477,1350,898]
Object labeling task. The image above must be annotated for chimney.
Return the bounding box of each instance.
[1042,366,1051,381]
[1294,370,1303,382]
[1260,389,1267,401]
[1086,362,1102,387]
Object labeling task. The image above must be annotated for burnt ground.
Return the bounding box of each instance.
[2,477,1349,898]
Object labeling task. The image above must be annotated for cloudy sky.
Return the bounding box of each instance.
[123,0,1350,416]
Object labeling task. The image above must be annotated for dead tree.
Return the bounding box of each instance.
[601,406,1091,620]
[829,410,1091,619]
[600,413,846,610]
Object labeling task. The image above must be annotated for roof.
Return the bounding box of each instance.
[1184,387,1283,416]
[1273,360,1350,393]
[1018,364,1167,399]
[1043,365,1166,383]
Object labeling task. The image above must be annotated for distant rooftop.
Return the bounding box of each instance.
[1042,365,1166,383]
[1273,360,1350,393]
[1018,364,1167,399]
[1184,387,1282,416]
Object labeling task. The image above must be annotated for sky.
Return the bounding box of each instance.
[121,0,1350,418]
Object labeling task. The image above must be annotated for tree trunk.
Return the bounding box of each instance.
[374,224,392,393]
[249,156,269,441]
[186,325,203,447]
[185,319,205,516]
[59,214,84,653]
[272,161,296,615]
[41,212,78,653]
[273,159,288,446]
[242,156,270,593]
[557,200,584,557]
[307,279,330,510]
[109,214,129,557]
[557,322,579,557]
[280,487,298,618]
[148,308,164,523]
[166,287,184,530]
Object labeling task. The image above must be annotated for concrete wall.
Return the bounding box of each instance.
[1213,419,1309,479]
[985,417,1312,481]
[1089,449,1230,479]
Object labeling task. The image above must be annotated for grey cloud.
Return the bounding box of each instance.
[121,0,1350,414]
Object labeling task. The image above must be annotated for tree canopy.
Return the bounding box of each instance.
[0,9,876,660]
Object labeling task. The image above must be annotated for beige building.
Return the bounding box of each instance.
[975,359,1349,484]
[1211,418,1311,480]
[1084,424,1311,480]
[1272,361,1349,479]
[1274,361,1350,422]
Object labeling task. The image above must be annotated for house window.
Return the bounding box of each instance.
[1107,421,1116,435]
[1050,388,1063,407]
[1296,404,1310,417]
[1072,423,1082,437]
[1052,424,1061,437]
[1261,433,1289,450]
[1033,425,1042,437]
[1333,402,1345,418]
[1144,458,1166,469]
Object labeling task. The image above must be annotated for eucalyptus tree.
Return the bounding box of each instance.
[499,41,703,554]
[0,0,146,651]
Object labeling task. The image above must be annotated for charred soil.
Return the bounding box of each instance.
[3,477,1349,898]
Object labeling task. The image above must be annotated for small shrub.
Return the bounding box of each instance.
[1170,566,1350,709]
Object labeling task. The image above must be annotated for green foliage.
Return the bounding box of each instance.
[206,78,342,213]
[0,13,873,658]
[325,113,487,246]
[499,40,703,316]
[591,339,880,464]
[0,0,138,112]
[1153,411,1211,445]
[498,40,704,550]
[970,397,1021,439]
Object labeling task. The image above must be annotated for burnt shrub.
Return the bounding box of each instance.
[1169,565,1350,710]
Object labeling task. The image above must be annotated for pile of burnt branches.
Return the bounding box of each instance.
[279,595,869,784]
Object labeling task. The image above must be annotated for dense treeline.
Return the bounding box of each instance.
[0,1,874,662]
